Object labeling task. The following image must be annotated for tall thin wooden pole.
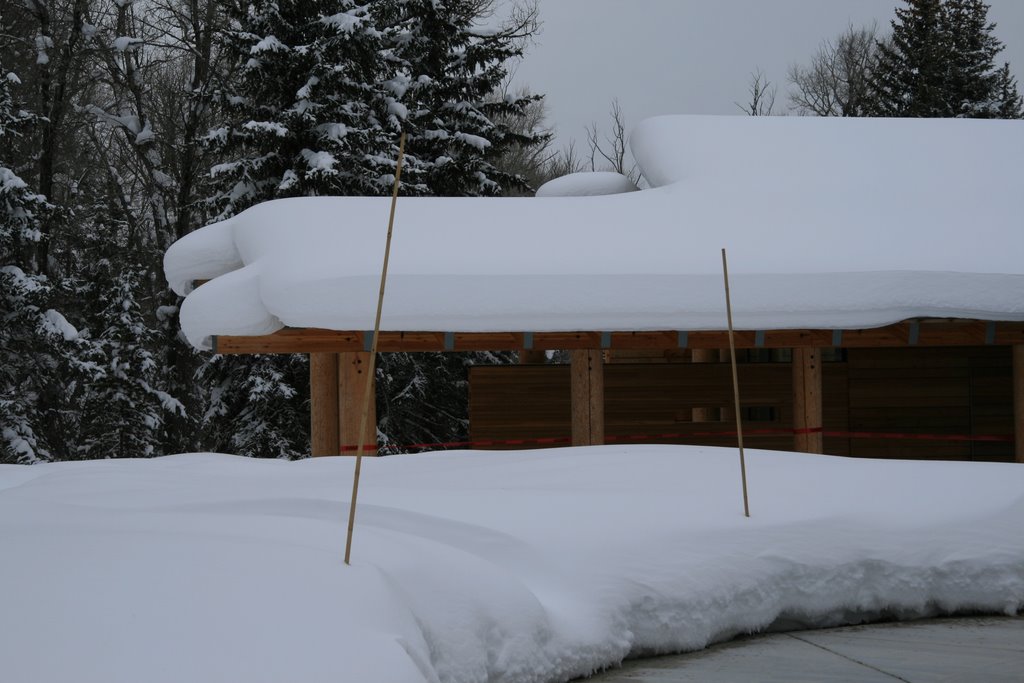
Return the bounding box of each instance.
[344,130,406,565]
[722,249,750,518]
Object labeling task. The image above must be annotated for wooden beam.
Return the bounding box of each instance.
[1015,345,1024,464]
[212,321,1024,355]
[570,349,604,446]
[339,352,376,456]
[793,347,824,454]
[309,353,339,457]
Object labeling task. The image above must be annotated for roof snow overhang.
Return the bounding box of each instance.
[165,116,1024,353]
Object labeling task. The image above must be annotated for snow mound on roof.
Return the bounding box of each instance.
[535,171,639,197]
[164,116,1024,350]
[1,447,1022,683]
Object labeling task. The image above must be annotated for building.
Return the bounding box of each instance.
[164,115,1024,461]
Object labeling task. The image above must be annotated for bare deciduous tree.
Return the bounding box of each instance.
[543,140,585,181]
[585,98,639,183]
[788,24,881,117]
[736,68,777,116]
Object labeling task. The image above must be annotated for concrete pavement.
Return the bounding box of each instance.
[582,616,1024,682]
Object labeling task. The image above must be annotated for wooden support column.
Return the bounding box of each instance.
[570,349,604,446]
[793,347,824,454]
[339,351,377,456]
[519,349,546,364]
[691,348,718,422]
[310,353,339,457]
[1014,345,1024,463]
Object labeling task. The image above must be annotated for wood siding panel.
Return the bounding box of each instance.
[846,347,1012,462]
[471,362,849,455]
[470,349,1010,461]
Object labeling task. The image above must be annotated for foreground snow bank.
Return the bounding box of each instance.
[1,447,1022,683]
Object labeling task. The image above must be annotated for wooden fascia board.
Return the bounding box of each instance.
[211,320,1024,355]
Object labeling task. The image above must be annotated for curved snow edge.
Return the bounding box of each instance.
[164,218,244,296]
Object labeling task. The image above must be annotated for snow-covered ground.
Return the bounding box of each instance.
[2,446,1022,683]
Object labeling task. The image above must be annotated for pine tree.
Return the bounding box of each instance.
[75,257,186,459]
[869,0,1022,118]
[197,353,310,458]
[209,0,540,214]
[198,0,539,457]
[992,63,1024,118]
[369,0,543,197]
[0,65,79,463]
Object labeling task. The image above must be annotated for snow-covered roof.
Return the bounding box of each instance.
[165,115,1024,351]
[535,171,639,197]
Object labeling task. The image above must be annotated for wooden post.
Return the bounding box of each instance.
[519,349,546,364]
[339,351,376,455]
[691,348,717,422]
[793,347,824,454]
[571,349,604,446]
[310,353,339,456]
[1014,345,1024,463]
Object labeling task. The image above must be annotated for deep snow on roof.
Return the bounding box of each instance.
[164,115,1024,350]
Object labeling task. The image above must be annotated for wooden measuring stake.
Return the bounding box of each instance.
[344,130,407,565]
[722,248,751,518]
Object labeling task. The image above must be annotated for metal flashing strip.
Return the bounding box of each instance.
[362,331,374,353]
[754,330,765,348]
[677,331,689,348]
[831,329,843,347]
[523,332,534,350]
[908,321,920,345]
[600,331,612,349]
[443,332,455,351]
[985,321,996,345]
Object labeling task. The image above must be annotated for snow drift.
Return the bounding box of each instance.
[1,447,1022,683]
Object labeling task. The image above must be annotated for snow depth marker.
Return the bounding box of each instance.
[345,130,407,566]
[722,248,751,518]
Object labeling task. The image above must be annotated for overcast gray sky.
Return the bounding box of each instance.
[508,0,1024,149]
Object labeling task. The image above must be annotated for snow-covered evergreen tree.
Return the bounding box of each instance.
[197,353,310,458]
[869,0,1022,118]
[209,0,540,213]
[75,257,186,459]
[0,65,79,463]
[368,0,542,196]
[199,1,538,457]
